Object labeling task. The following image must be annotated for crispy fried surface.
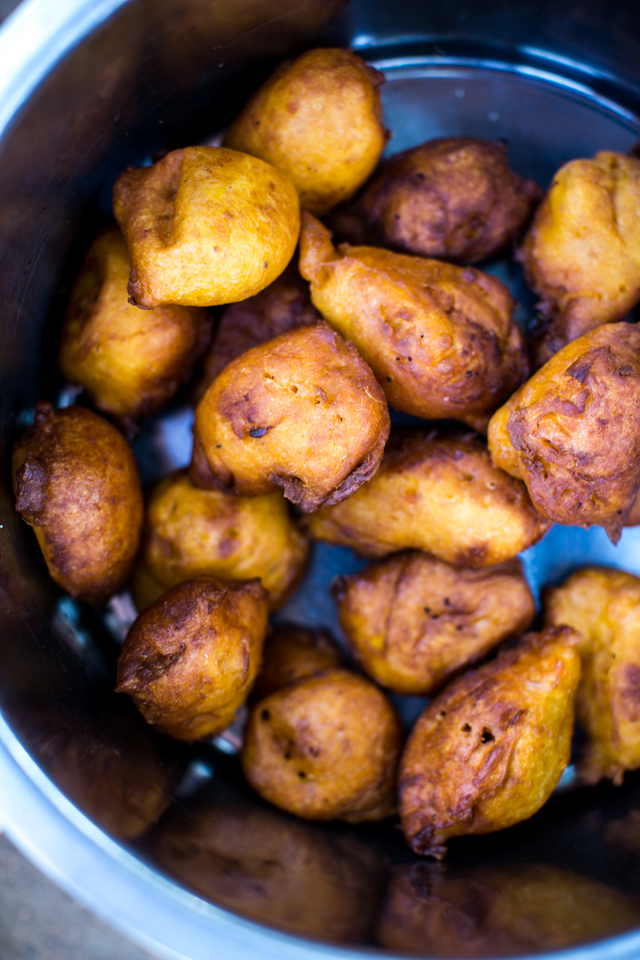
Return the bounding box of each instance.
[544,566,640,785]
[305,429,550,566]
[224,48,387,215]
[332,137,541,263]
[379,861,640,956]
[488,322,640,542]
[194,261,321,402]
[519,151,640,365]
[156,794,382,942]
[131,470,307,612]
[190,322,390,512]
[242,669,402,823]
[116,577,268,741]
[399,627,580,858]
[113,146,300,308]
[299,213,528,432]
[252,623,342,701]
[59,227,212,431]
[334,553,534,695]
[12,402,143,604]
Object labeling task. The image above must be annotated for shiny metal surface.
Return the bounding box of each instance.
[2,1,640,958]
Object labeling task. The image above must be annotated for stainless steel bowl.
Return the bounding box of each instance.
[3,2,640,958]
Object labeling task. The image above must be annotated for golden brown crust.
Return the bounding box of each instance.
[59,226,213,432]
[305,429,550,566]
[544,566,640,785]
[113,146,300,308]
[242,668,402,823]
[193,261,321,403]
[12,402,143,604]
[488,322,640,542]
[251,623,343,701]
[334,553,535,695]
[518,152,640,365]
[299,213,528,432]
[332,137,541,263]
[189,322,390,513]
[224,48,387,215]
[399,626,581,858]
[131,470,307,612]
[116,577,268,741]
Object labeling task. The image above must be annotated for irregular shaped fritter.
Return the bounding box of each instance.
[116,577,268,741]
[399,626,580,858]
[131,470,307,612]
[544,566,640,785]
[299,213,528,432]
[194,261,321,403]
[190,322,390,513]
[332,137,541,263]
[379,861,640,955]
[488,322,640,542]
[59,227,212,431]
[334,553,535,695]
[113,146,300,308]
[518,151,640,365]
[252,623,342,701]
[156,793,383,943]
[242,669,402,823]
[224,48,387,216]
[12,402,143,604]
[305,429,550,566]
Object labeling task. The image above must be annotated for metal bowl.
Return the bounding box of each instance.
[2,2,640,958]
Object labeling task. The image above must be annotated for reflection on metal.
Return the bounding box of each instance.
[173,760,215,799]
[56,383,84,408]
[52,596,89,655]
[103,592,138,645]
[0,0,129,137]
[212,707,248,756]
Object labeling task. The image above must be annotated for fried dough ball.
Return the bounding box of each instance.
[544,566,640,785]
[12,402,143,604]
[190,322,390,513]
[306,430,550,567]
[334,553,535,695]
[488,322,640,542]
[131,470,307,612]
[519,151,640,365]
[242,669,402,823]
[224,48,387,216]
[116,577,268,741]
[379,862,640,955]
[59,227,212,431]
[113,146,300,308]
[194,261,321,403]
[399,626,581,858]
[252,623,342,701]
[155,793,382,942]
[332,137,541,263]
[299,214,528,432]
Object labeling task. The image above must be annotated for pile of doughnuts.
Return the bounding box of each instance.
[13,48,640,858]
